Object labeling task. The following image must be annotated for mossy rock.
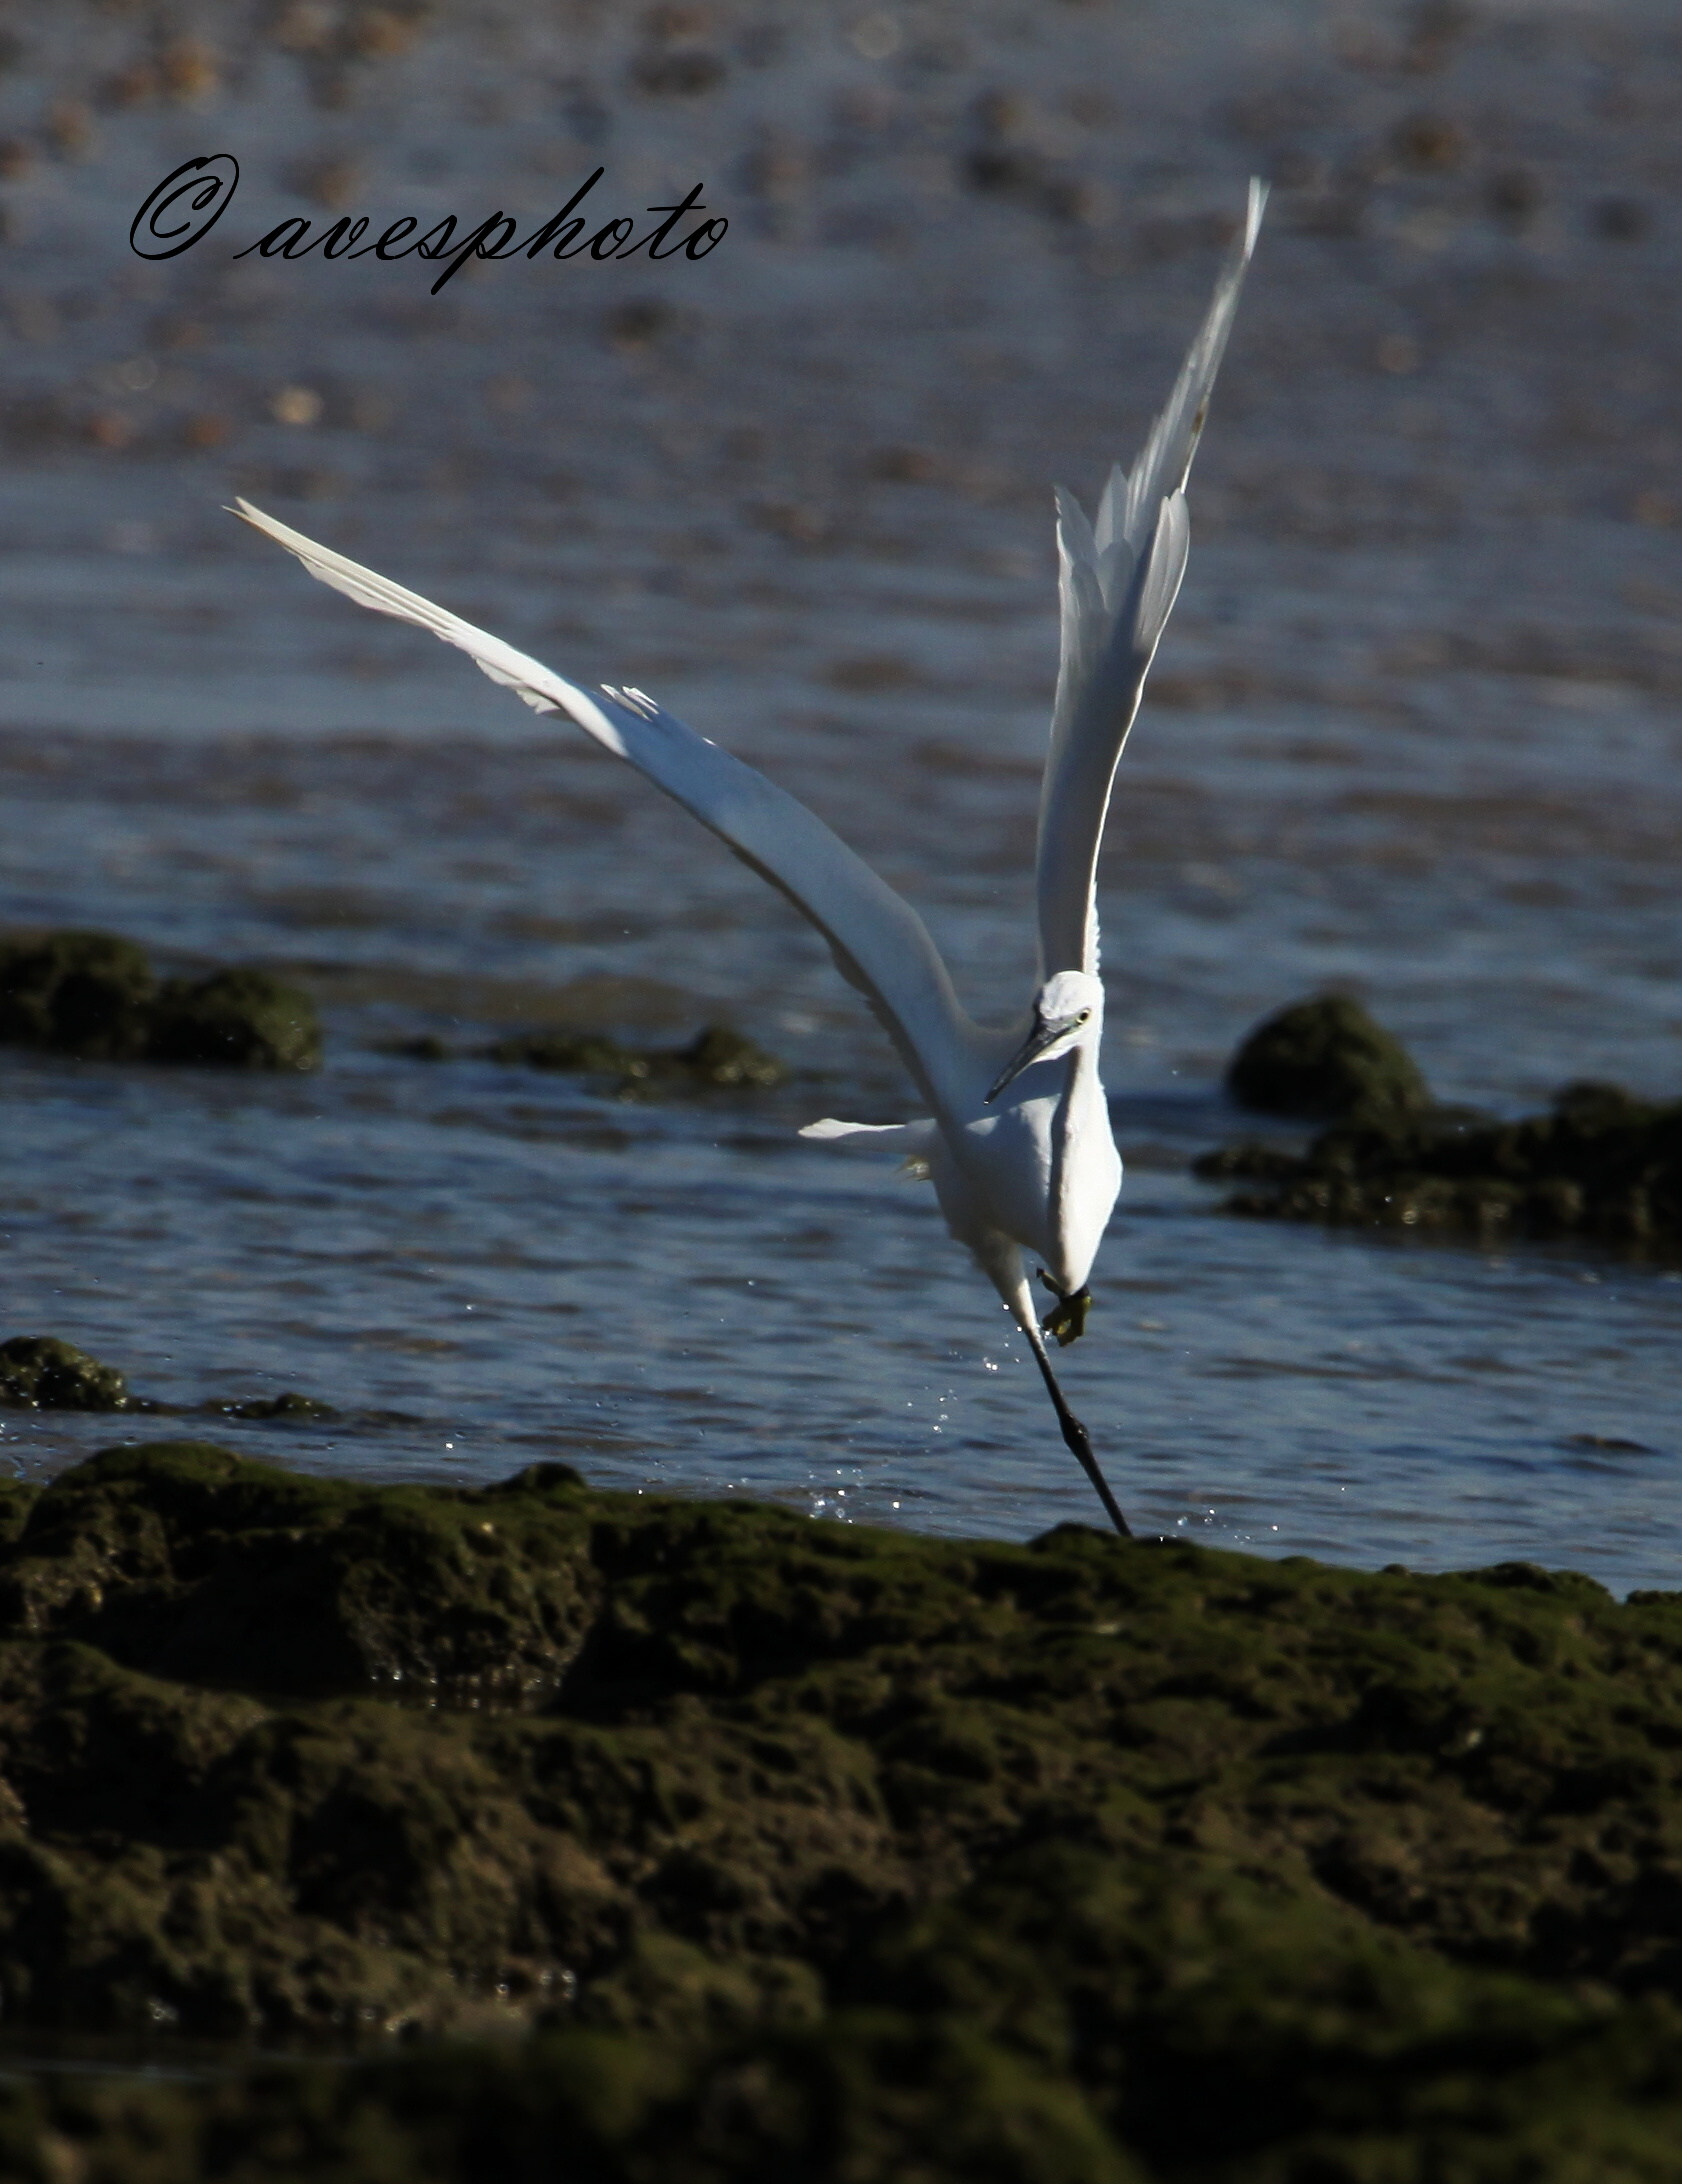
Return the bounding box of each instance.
[146,967,322,1071]
[487,1028,647,1073]
[0,1440,597,1704]
[0,1335,128,1411]
[0,2012,1140,2184]
[1226,994,1432,1125]
[0,1444,1679,2173]
[217,1391,339,1422]
[675,1025,788,1088]
[0,929,156,1060]
[0,932,324,1072]
[1198,1078,1682,1252]
[484,1022,785,1092]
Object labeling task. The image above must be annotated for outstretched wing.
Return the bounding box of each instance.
[233,501,991,1113]
[1036,179,1266,977]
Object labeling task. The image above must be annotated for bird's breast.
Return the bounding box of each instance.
[942,1063,1120,1289]
[944,1093,1060,1249]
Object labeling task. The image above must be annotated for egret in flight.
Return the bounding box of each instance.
[235,183,1263,1536]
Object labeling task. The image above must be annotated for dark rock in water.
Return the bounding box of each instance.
[676,1023,788,1087]
[485,1021,786,1091]
[0,1334,128,1410]
[0,931,323,1071]
[386,1022,788,1091]
[486,1027,649,1073]
[0,1441,1679,2175]
[376,1032,452,1061]
[1226,993,1432,1124]
[1198,1077,1682,1251]
[0,1342,343,1425]
[0,929,156,1060]
[216,1391,338,1421]
[146,967,322,1071]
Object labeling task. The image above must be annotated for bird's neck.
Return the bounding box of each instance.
[1065,1030,1102,1108]
[1052,1033,1103,1158]
[1037,1034,1103,1287]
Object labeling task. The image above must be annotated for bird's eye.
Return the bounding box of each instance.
[1077,1009,1091,1023]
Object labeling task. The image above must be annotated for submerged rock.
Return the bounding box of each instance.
[671,1024,789,1088]
[486,1027,653,1073]
[0,929,156,1060]
[0,1334,128,1410]
[0,1441,1679,2174]
[1226,993,1432,1124]
[380,1023,787,1090]
[378,1032,452,1061]
[484,1021,787,1091]
[0,1337,344,1425]
[215,1391,339,1421]
[1199,1077,1682,1250]
[0,930,322,1071]
[146,967,322,1071]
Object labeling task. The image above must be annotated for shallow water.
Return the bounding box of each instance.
[0,0,1678,1590]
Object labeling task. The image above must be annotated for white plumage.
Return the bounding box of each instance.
[233,181,1264,1533]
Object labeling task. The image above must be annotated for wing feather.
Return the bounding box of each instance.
[1036,180,1266,976]
[233,500,990,1113]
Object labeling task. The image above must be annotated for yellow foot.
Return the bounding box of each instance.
[1037,1273,1092,1347]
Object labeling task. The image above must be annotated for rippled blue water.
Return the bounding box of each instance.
[2,675,1678,1592]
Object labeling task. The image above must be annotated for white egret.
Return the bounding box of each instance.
[233,182,1264,1535]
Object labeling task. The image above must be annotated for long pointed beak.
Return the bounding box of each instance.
[985,1018,1071,1104]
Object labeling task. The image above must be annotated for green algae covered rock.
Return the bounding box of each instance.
[1199,1077,1682,1251]
[0,1441,597,1704]
[0,929,157,1060]
[483,1022,786,1093]
[0,1334,129,1411]
[382,1024,787,1093]
[673,1025,788,1088]
[0,2014,1140,2184]
[1226,994,1432,1125]
[0,930,323,1071]
[216,1390,339,1421]
[486,1027,650,1073]
[145,967,322,1071]
[1,1442,1682,2177]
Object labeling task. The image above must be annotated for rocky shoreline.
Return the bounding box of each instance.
[0,1440,1676,2177]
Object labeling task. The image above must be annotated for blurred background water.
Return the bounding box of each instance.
[0,0,1677,1588]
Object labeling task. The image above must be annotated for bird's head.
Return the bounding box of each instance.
[985,971,1105,1103]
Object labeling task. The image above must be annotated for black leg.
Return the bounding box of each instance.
[1023,1319,1131,1537]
